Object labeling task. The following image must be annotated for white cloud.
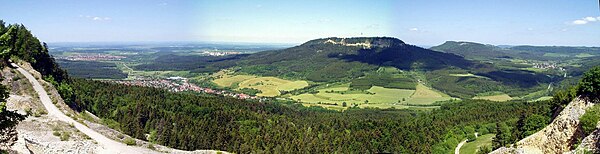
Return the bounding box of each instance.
[158,2,168,6]
[409,28,419,31]
[584,17,597,22]
[571,16,600,25]
[573,19,588,25]
[80,15,111,21]
[527,28,534,31]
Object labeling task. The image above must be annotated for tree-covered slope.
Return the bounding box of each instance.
[430,41,510,60]
[431,41,600,61]
[70,78,554,153]
[136,37,479,82]
[0,20,67,150]
[235,37,478,82]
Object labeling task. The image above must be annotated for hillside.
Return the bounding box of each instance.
[236,37,476,82]
[491,66,600,153]
[430,41,512,60]
[136,37,478,82]
[134,37,557,99]
[431,41,600,61]
[0,20,227,153]
[491,97,599,154]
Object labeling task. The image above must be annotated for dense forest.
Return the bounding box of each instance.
[1,20,66,148]
[56,60,127,79]
[431,41,600,61]
[68,78,558,153]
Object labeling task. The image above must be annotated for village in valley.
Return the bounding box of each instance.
[110,76,258,100]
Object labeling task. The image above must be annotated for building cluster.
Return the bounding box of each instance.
[58,54,126,61]
[111,77,257,100]
[532,62,564,71]
[201,51,241,56]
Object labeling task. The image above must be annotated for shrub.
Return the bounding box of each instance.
[578,66,600,97]
[53,131,61,136]
[116,134,125,139]
[580,105,600,136]
[148,144,156,150]
[124,138,136,146]
[467,133,476,142]
[60,132,70,141]
[38,110,47,115]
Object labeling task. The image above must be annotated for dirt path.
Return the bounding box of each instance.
[12,63,159,154]
[455,139,467,154]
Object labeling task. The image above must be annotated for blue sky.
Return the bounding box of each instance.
[0,0,598,46]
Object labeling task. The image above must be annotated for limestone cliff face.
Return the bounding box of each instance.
[568,122,600,153]
[492,97,597,154]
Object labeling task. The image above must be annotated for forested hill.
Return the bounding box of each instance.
[0,20,69,150]
[137,37,481,82]
[240,37,476,72]
[0,20,68,83]
[431,41,600,61]
[430,41,509,60]
[0,20,76,110]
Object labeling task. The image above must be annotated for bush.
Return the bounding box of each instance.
[102,118,121,131]
[467,133,476,141]
[477,145,492,154]
[124,137,136,146]
[520,114,548,137]
[52,131,61,136]
[60,132,70,141]
[580,105,600,136]
[148,144,156,150]
[578,66,600,97]
[116,134,125,139]
[148,130,157,143]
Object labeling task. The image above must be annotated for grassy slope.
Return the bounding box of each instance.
[473,94,513,102]
[460,134,494,154]
[213,74,309,97]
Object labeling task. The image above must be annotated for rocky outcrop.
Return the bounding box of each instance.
[568,122,600,153]
[492,97,596,154]
[305,37,406,49]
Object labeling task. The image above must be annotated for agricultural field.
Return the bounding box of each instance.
[531,96,553,102]
[212,74,309,97]
[289,83,455,110]
[575,53,595,58]
[473,94,513,102]
[238,77,309,96]
[213,74,256,87]
[459,134,494,154]
[404,83,454,105]
[449,73,488,79]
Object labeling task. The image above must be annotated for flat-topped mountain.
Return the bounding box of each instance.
[233,37,476,81]
[301,37,406,49]
[137,37,479,82]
